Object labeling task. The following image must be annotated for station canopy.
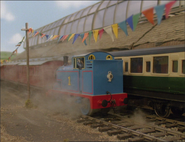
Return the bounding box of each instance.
[24,0,184,48]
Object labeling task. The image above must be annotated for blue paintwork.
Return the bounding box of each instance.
[56,52,123,96]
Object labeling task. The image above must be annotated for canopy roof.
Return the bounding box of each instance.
[23,0,184,48]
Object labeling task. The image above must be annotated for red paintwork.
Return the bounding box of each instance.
[46,89,127,109]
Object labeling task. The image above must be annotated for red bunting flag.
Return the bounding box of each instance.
[62,35,69,42]
[40,34,46,38]
[98,29,104,39]
[142,7,154,25]
[82,33,88,43]
[28,28,33,33]
[165,0,176,19]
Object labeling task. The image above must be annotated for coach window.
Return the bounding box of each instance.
[125,62,128,72]
[146,61,151,72]
[172,60,178,73]
[153,56,168,73]
[130,58,143,73]
[182,60,185,74]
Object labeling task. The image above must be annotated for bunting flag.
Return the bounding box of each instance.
[68,34,75,41]
[98,29,104,39]
[72,34,80,44]
[51,35,59,40]
[41,33,46,38]
[28,28,33,33]
[127,15,134,31]
[34,31,39,37]
[45,35,49,40]
[104,25,114,42]
[80,34,87,45]
[82,32,88,43]
[155,4,165,25]
[62,35,69,42]
[15,49,18,55]
[142,7,154,25]
[93,30,99,42]
[118,21,128,36]
[61,35,66,41]
[112,24,118,38]
[165,0,176,19]
[58,35,63,42]
[67,34,72,41]
[88,31,92,44]
[16,42,22,46]
[31,29,35,36]
[47,35,53,41]
[133,13,141,31]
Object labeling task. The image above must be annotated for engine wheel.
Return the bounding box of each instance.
[171,107,184,116]
[80,98,93,116]
[154,103,171,118]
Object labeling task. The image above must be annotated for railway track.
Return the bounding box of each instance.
[77,112,185,141]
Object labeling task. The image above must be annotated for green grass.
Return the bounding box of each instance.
[0,51,17,60]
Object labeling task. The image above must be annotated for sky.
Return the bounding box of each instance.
[1,1,98,53]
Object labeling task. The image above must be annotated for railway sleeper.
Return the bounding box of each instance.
[120,123,133,127]
[90,123,105,128]
[107,129,123,136]
[155,121,167,125]
[83,121,95,125]
[117,133,133,140]
[163,136,184,142]
[127,125,144,130]
[139,128,156,134]
[127,137,145,142]
[165,123,178,128]
[98,126,113,132]
[178,127,185,133]
[150,132,166,137]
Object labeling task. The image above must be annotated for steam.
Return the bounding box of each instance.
[31,91,82,118]
[130,108,147,125]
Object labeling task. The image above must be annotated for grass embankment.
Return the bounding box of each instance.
[1,51,18,63]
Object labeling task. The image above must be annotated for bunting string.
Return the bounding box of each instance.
[4,0,176,64]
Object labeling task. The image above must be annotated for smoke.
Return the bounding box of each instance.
[31,91,82,119]
[130,108,147,125]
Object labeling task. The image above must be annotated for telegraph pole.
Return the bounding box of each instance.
[21,23,30,100]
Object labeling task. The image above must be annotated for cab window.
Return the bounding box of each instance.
[76,57,84,69]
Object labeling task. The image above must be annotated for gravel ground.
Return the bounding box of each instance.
[0,81,119,142]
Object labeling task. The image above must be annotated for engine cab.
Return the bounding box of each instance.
[57,52,124,95]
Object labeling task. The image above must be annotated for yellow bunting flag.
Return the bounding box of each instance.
[112,24,118,38]
[82,33,89,43]
[68,34,75,41]
[51,35,59,40]
[93,30,99,43]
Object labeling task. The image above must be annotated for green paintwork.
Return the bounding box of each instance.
[124,75,185,95]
